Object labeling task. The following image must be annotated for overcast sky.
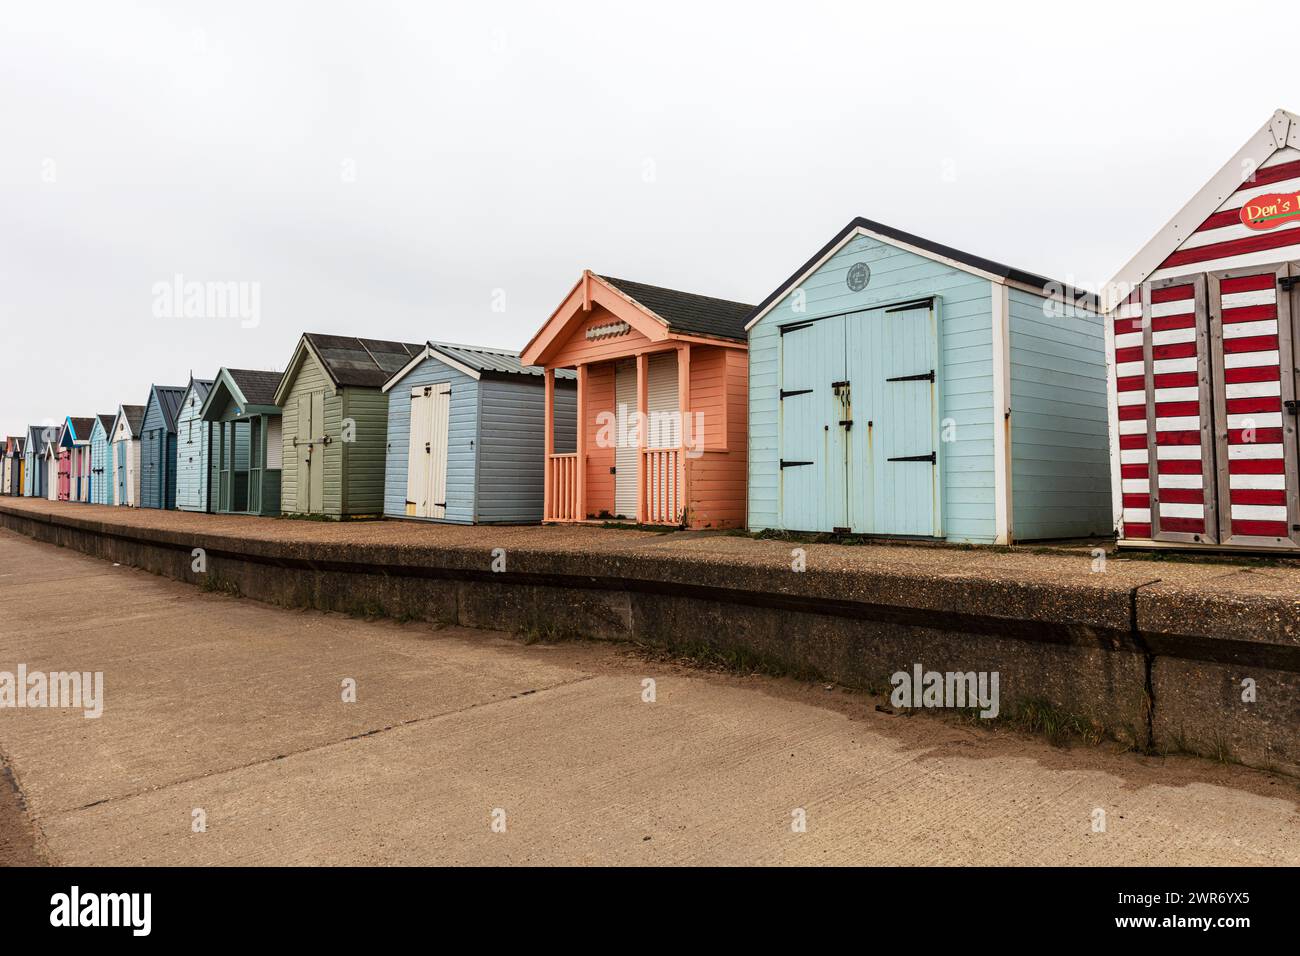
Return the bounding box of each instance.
[1,0,1297,437]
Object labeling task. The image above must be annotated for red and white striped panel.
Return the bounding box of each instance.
[1152,148,1300,282]
[1216,272,1288,538]
[1148,281,1211,537]
[1114,290,1151,538]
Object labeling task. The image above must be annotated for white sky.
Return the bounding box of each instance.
[2,0,1297,437]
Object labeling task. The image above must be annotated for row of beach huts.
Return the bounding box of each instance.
[5,110,1300,554]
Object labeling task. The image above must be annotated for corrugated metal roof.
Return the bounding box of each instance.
[598,276,753,341]
[188,378,214,403]
[428,341,575,380]
[149,386,187,432]
[304,334,424,389]
[226,369,283,406]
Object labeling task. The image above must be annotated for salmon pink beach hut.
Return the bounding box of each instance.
[519,271,752,528]
[1105,108,1300,552]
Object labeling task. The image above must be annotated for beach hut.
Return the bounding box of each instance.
[1,438,20,495]
[519,271,752,528]
[200,368,283,516]
[274,334,422,518]
[746,218,1110,544]
[175,378,214,512]
[110,405,145,506]
[139,385,186,510]
[88,414,115,504]
[24,426,50,498]
[60,417,95,502]
[382,342,576,523]
[1104,108,1300,553]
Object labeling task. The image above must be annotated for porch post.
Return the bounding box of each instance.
[576,364,587,521]
[677,344,690,524]
[543,367,555,520]
[636,351,648,524]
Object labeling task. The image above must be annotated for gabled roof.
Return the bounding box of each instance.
[1103,108,1300,312]
[25,425,47,449]
[275,334,424,405]
[519,270,753,368]
[42,423,65,455]
[382,341,574,393]
[64,417,96,444]
[746,217,1098,330]
[227,368,282,406]
[200,368,282,420]
[145,385,187,432]
[598,276,753,341]
[111,404,146,440]
[4,437,21,457]
[94,414,115,437]
[185,377,214,404]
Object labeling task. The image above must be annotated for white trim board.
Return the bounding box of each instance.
[990,283,1012,545]
[745,224,1085,331]
[1103,108,1300,314]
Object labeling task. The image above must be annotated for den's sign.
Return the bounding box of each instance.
[1240,191,1300,231]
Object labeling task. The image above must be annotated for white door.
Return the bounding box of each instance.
[614,360,639,518]
[406,384,450,519]
[426,384,450,520]
[645,353,680,520]
[645,352,680,447]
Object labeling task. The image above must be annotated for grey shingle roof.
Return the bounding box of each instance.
[304,334,424,388]
[226,369,283,406]
[428,342,575,380]
[67,417,96,441]
[121,405,146,433]
[96,414,115,435]
[598,276,753,342]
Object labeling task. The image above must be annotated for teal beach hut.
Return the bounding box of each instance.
[746,218,1111,544]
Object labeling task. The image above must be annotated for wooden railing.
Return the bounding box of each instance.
[546,453,579,521]
[642,447,683,525]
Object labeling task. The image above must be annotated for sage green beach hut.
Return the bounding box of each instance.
[272,333,422,518]
[200,367,284,516]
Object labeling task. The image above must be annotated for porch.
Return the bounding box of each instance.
[209,414,282,516]
[523,271,751,530]
[543,348,691,525]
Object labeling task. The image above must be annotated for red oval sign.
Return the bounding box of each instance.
[1240,191,1300,230]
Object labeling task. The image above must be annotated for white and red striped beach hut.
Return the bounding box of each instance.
[1104,108,1300,552]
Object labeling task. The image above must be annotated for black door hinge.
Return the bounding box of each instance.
[1285,399,1300,415]
[839,419,853,430]
[780,459,814,469]
[830,380,850,389]
[1279,275,1300,292]
[780,388,813,400]
[888,452,937,463]
[887,370,936,383]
